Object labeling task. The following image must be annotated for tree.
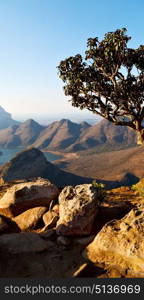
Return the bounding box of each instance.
[58,28,144,144]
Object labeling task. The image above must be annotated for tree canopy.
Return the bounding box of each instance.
[58,28,144,144]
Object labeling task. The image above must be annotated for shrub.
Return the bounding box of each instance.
[92,180,106,202]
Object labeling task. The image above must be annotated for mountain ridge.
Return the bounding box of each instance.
[0,113,137,151]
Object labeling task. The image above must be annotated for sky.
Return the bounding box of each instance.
[0,0,144,123]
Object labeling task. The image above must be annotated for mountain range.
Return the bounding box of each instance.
[0,106,19,130]
[0,106,137,151]
[0,106,142,188]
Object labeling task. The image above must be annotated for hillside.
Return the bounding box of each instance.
[0,148,92,187]
[54,145,144,188]
[66,119,137,152]
[0,119,45,148]
[0,106,19,130]
[0,114,137,152]
[32,119,91,150]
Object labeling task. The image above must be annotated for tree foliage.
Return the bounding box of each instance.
[58,28,144,144]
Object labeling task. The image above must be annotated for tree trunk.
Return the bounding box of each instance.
[135,121,144,145]
[137,130,144,145]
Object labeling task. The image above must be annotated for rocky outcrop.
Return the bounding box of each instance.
[13,207,48,231]
[85,206,144,276]
[0,178,59,217]
[0,148,93,186]
[0,173,143,278]
[56,184,99,236]
[0,148,49,182]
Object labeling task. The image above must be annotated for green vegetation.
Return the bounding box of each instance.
[131,180,144,196]
[92,180,106,202]
[58,28,144,145]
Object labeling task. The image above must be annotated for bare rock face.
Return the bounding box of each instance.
[13,207,48,231]
[56,184,99,236]
[0,232,49,254]
[43,210,59,228]
[85,206,144,276]
[0,178,59,217]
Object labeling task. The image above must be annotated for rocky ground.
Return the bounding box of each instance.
[0,177,143,278]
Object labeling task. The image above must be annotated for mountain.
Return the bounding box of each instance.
[0,113,137,152]
[66,119,137,152]
[0,119,45,148]
[0,106,19,130]
[0,148,92,186]
[32,119,91,150]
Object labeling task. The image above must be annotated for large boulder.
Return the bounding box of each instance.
[0,232,49,254]
[0,178,59,217]
[84,206,144,277]
[13,207,48,231]
[56,184,99,236]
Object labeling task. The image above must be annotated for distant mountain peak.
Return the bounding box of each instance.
[0,105,11,116]
[80,121,91,127]
[0,105,19,130]
[23,119,41,126]
[59,118,72,124]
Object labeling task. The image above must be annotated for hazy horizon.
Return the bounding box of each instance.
[11,111,101,125]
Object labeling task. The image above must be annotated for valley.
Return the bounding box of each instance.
[0,105,141,188]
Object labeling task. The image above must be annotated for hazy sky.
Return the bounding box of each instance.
[0,0,144,121]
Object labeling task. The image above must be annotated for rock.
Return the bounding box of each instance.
[0,215,20,233]
[57,236,71,246]
[0,177,59,217]
[84,206,144,276]
[107,267,123,278]
[43,210,59,228]
[40,229,56,240]
[56,184,99,236]
[73,235,95,246]
[52,204,59,214]
[0,232,49,254]
[13,207,48,231]
[0,216,9,232]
